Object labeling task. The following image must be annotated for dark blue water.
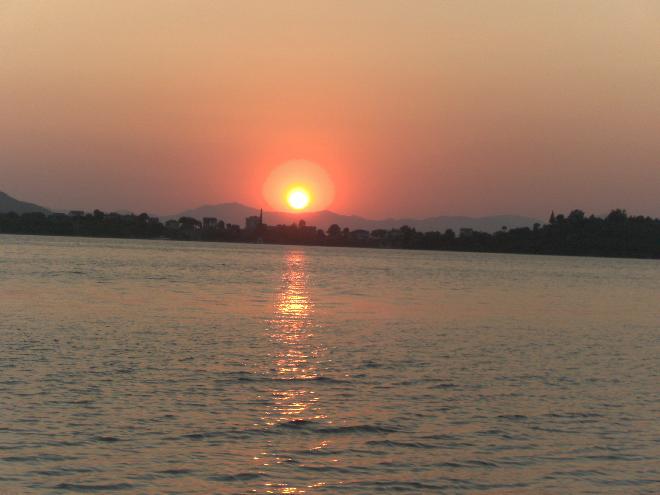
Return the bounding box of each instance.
[1,235,659,493]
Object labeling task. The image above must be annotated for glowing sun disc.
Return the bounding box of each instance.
[287,189,310,210]
[262,160,335,212]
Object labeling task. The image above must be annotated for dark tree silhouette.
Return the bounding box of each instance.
[2,208,659,259]
[327,224,341,237]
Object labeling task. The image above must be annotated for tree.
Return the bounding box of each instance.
[327,224,341,237]
[606,209,627,223]
[568,209,585,223]
[179,216,201,230]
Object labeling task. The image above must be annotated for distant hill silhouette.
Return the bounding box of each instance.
[165,202,539,233]
[0,191,50,215]
[165,202,260,225]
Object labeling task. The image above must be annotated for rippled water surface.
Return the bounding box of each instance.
[1,235,659,494]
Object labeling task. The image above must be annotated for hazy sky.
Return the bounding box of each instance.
[1,0,659,218]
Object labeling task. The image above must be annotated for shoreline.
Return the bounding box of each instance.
[2,231,658,262]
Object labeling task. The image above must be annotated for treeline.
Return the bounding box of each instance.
[388,209,660,258]
[1,208,659,259]
[0,210,164,238]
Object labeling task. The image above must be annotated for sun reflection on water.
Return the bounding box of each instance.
[266,251,325,423]
[256,251,331,494]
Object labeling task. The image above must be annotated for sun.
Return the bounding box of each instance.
[262,160,335,212]
[287,188,310,210]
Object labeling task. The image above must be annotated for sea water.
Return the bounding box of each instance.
[1,235,658,493]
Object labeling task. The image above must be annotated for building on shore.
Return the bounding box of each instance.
[350,229,370,241]
[165,219,180,230]
[203,217,218,229]
[245,209,263,232]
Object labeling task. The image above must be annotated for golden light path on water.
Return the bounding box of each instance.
[254,251,332,494]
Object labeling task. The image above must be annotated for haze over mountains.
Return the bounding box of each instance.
[167,202,539,233]
[0,191,539,233]
[0,191,50,215]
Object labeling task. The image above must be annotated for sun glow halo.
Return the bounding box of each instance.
[263,160,335,212]
[287,189,310,210]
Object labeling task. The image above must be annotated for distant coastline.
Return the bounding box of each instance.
[1,208,659,260]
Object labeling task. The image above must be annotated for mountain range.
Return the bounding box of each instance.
[166,202,540,233]
[0,191,50,215]
[0,191,540,233]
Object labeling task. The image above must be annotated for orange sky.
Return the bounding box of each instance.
[1,1,659,217]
